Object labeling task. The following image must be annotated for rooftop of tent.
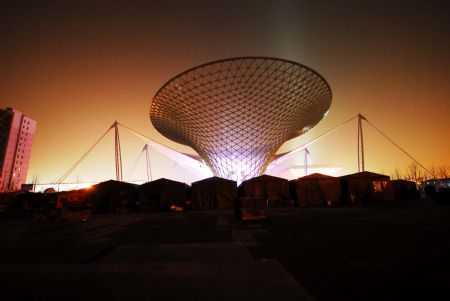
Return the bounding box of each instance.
[339,171,391,179]
[291,173,338,182]
[86,181,138,196]
[241,174,289,184]
[139,178,189,188]
[191,176,237,186]
[391,179,418,185]
[93,179,138,187]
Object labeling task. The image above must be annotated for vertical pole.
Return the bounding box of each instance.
[114,121,123,181]
[357,116,361,172]
[360,118,365,172]
[357,114,366,173]
[144,144,152,182]
[304,148,309,176]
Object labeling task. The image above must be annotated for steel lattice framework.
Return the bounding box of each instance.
[150,57,332,182]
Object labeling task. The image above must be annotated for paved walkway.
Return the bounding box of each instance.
[1,204,450,300]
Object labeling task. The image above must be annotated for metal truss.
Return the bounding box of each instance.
[150,57,332,182]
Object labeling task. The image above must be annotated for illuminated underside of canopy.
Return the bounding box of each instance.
[150,57,332,182]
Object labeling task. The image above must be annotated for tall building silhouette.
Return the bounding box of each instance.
[0,107,36,191]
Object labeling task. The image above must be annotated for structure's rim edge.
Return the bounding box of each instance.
[151,56,332,104]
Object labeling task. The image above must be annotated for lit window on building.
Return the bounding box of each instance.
[373,180,388,192]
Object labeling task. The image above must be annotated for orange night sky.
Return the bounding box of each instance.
[1,0,449,184]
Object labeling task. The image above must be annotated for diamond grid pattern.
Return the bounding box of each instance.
[150,57,332,182]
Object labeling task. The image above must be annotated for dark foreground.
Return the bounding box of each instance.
[1,202,449,300]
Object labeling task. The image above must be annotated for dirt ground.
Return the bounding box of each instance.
[0,200,449,300]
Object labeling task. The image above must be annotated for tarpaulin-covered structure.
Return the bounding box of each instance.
[339,171,395,205]
[88,180,137,213]
[191,177,237,209]
[138,178,188,211]
[239,175,290,207]
[290,173,341,207]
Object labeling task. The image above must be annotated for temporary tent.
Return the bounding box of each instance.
[191,177,237,209]
[391,179,419,201]
[88,180,137,213]
[290,173,341,207]
[239,175,291,207]
[138,178,188,211]
[339,171,395,205]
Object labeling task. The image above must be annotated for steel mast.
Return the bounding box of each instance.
[114,121,123,181]
[357,113,366,173]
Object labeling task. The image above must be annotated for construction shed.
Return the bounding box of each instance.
[239,175,291,207]
[290,173,341,207]
[339,171,395,205]
[88,180,137,213]
[391,180,419,201]
[191,177,237,209]
[138,178,188,211]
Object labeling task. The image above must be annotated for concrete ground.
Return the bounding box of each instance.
[0,201,449,300]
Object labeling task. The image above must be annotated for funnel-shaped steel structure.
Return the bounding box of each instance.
[150,57,332,182]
